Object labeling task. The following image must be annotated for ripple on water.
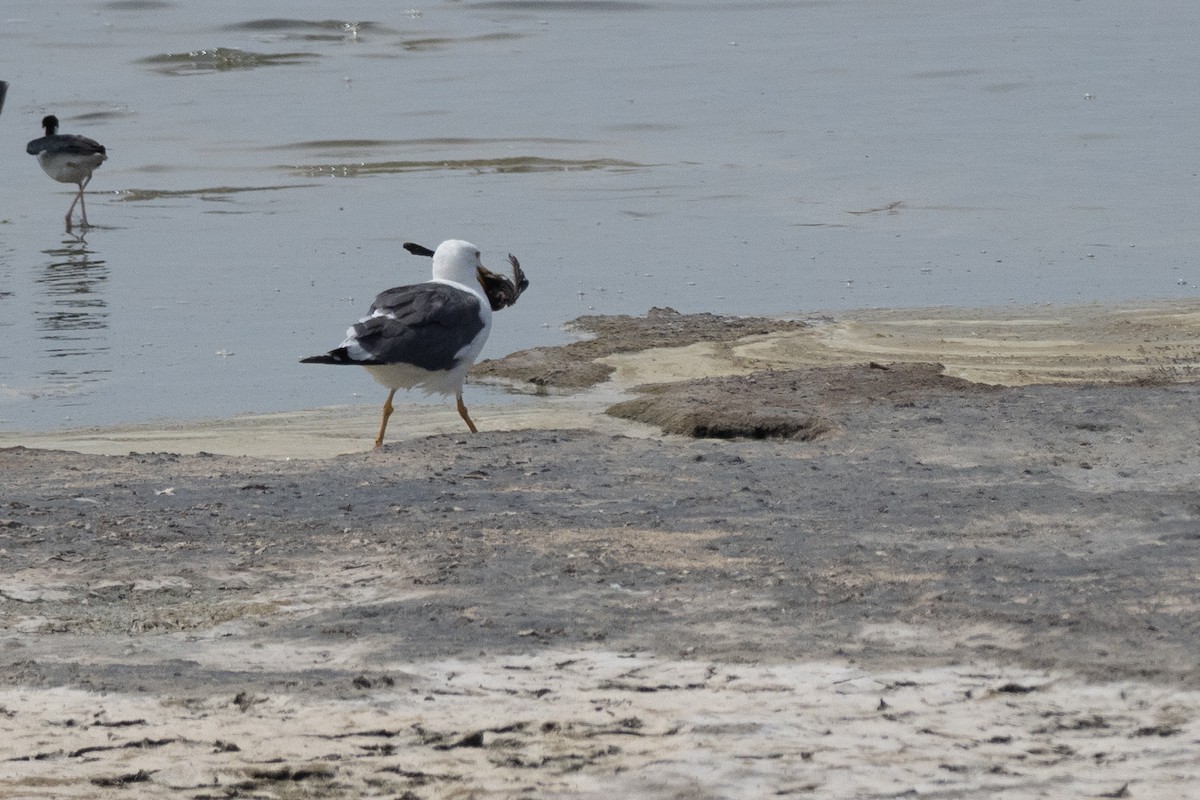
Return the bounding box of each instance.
[219,18,398,41]
[69,109,136,124]
[34,242,110,379]
[398,32,527,52]
[289,156,648,178]
[270,137,594,152]
[138,48,319,76]
[468,1,657,10]
[104,0,171,9]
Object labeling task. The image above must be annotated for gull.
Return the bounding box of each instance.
[302,239,528,448]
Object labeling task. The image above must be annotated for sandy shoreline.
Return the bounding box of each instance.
[3,302,1200,798]
[0,391,647,461]
[6,299,1200,459]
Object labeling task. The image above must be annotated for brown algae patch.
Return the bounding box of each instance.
[139,48,319,75]
[116,185,319,202]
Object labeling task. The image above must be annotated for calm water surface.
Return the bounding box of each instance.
[1,0,1198,431]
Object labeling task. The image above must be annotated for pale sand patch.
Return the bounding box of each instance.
[603,300,1200,387]
[1,650,1194,799]
[0,389,647,460]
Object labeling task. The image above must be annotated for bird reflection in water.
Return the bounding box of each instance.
[36,235,111,387]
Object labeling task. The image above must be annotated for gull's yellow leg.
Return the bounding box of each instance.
[456,391,478,433]
[374,388,398,448]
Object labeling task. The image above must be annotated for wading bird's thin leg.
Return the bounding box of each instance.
[78,175,92,227]
[65,184,84,230]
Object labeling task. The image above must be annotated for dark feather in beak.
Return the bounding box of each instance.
[477,254,529,311]
[404,241,528,311]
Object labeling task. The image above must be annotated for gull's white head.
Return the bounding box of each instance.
[431,239,485,289]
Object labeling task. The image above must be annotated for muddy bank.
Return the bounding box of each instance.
[3,302,1200,798]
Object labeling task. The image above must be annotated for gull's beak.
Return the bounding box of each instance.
[477,264,504,288]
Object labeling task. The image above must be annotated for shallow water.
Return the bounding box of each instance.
[1,0,1198,431]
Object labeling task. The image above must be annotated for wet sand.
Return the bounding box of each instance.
[3,302,1200,798]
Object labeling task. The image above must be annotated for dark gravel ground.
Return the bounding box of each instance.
[4,370,1199,697]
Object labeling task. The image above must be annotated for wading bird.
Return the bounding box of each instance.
[26,114,107,230]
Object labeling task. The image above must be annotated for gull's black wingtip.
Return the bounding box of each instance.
[301,348,355,365]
